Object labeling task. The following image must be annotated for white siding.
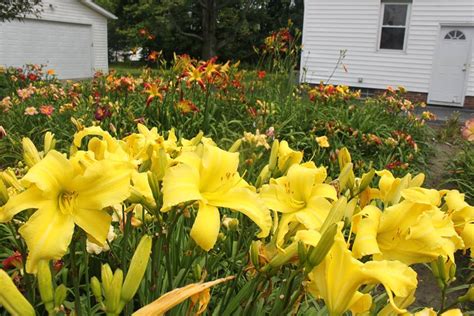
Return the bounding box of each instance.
[301,0,474,97]
[2,20,94,79]
[0,0,109,76]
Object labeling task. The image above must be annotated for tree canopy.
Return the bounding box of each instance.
[0,0,43,22]
[94,0,304,62]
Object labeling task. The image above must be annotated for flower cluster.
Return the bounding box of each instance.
[308,83,361,103]
[0,126,471,314]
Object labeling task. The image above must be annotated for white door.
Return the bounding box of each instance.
[0,19,93,79]
[428,27,473,107]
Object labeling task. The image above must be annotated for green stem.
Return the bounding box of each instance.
[70,240,82,316]
[122,210,133,315]
[203,88,212,133]
[83,236,91,315]
[440,284,447,312]
[164,212,179,292]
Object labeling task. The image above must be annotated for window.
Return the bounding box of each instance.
[379,2,411,50]
[444,30,466,40]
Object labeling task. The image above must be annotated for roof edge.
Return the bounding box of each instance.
[80,0,117,19]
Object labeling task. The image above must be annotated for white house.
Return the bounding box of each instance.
[300,0,474,108]
[0,0,116,79]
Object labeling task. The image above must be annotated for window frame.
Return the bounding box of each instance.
[377,2,412,52]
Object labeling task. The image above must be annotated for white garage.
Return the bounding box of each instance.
[0,0,116,79]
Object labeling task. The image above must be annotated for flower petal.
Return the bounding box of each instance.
[348,291,372,315]
[190,203,220,251]
[22,150,73,194]
[199,144,239,194]
[73,208,112,246]
[260,178,304,213]
[352,205,382,259]
[275,213,296,248]
[19,203,74,273]
[362,260,418,313]
[206,187,272,238]
[287,163,322,202]
[75,160,132,210]
[161,162,203,211]
[0,186,44,222]
[311,184,337,201]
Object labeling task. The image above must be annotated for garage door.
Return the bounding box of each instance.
[0,19,93,79]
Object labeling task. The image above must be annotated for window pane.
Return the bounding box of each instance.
[383,4,408,26]
[380,27,406,50]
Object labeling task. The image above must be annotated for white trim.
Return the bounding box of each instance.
[79,0,117,20]
[377,2,412,52]
[428,25,473,107]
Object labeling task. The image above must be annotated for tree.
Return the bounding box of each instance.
[0,0,43,22]
[94,0,304,62]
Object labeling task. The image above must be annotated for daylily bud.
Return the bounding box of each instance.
[458,286,474,302]
[266,243,298,271]
[449,262,456,280]
[228,139,242,153]
[189,131,204,146]
[255,165,270,188]
[338,163,355,192]
[0,178,8,205]
[249,241,261,269]
[430,260,440,278]
[43,132,56,154]
[54,284,68,308]
[1,169,23,191]
[410,173,425,187]
[91,276,103,303]
[101,264,114,299]
[345,198,357,219]
[222,216,239,231]
[338,147,352,171]
[438,256,447,282]
[22,137,42,167]
[432,256,456,288]
[106,269,123,314]
[193,264,203,281]
[306,223,338,269]
[120,235,152,305]
[151,148,169,180]
[70,117,84,131]
[320,197,347,234]
[268,140,279,171]
[37,260,55,313]
[147,171,161,203]
[358,169,375,193]
[0,269,35,316]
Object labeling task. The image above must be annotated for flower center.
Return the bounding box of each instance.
[58,191,78,215]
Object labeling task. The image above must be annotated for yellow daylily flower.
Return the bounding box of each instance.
[123,124,178,162]
[375,170,425,206]
[277,140,303,174]
[443,190,474,255]
[130,172,156,208]
[353,190,464,265]
[72,126,130,163]
[307,229,417,316]
[260,162,337,248]
[180,131,216,152]
[0,150,132,273]
[316,136,330,148]
[413,308,463,316]
[161,144,271,251]
[378,289,416,316]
